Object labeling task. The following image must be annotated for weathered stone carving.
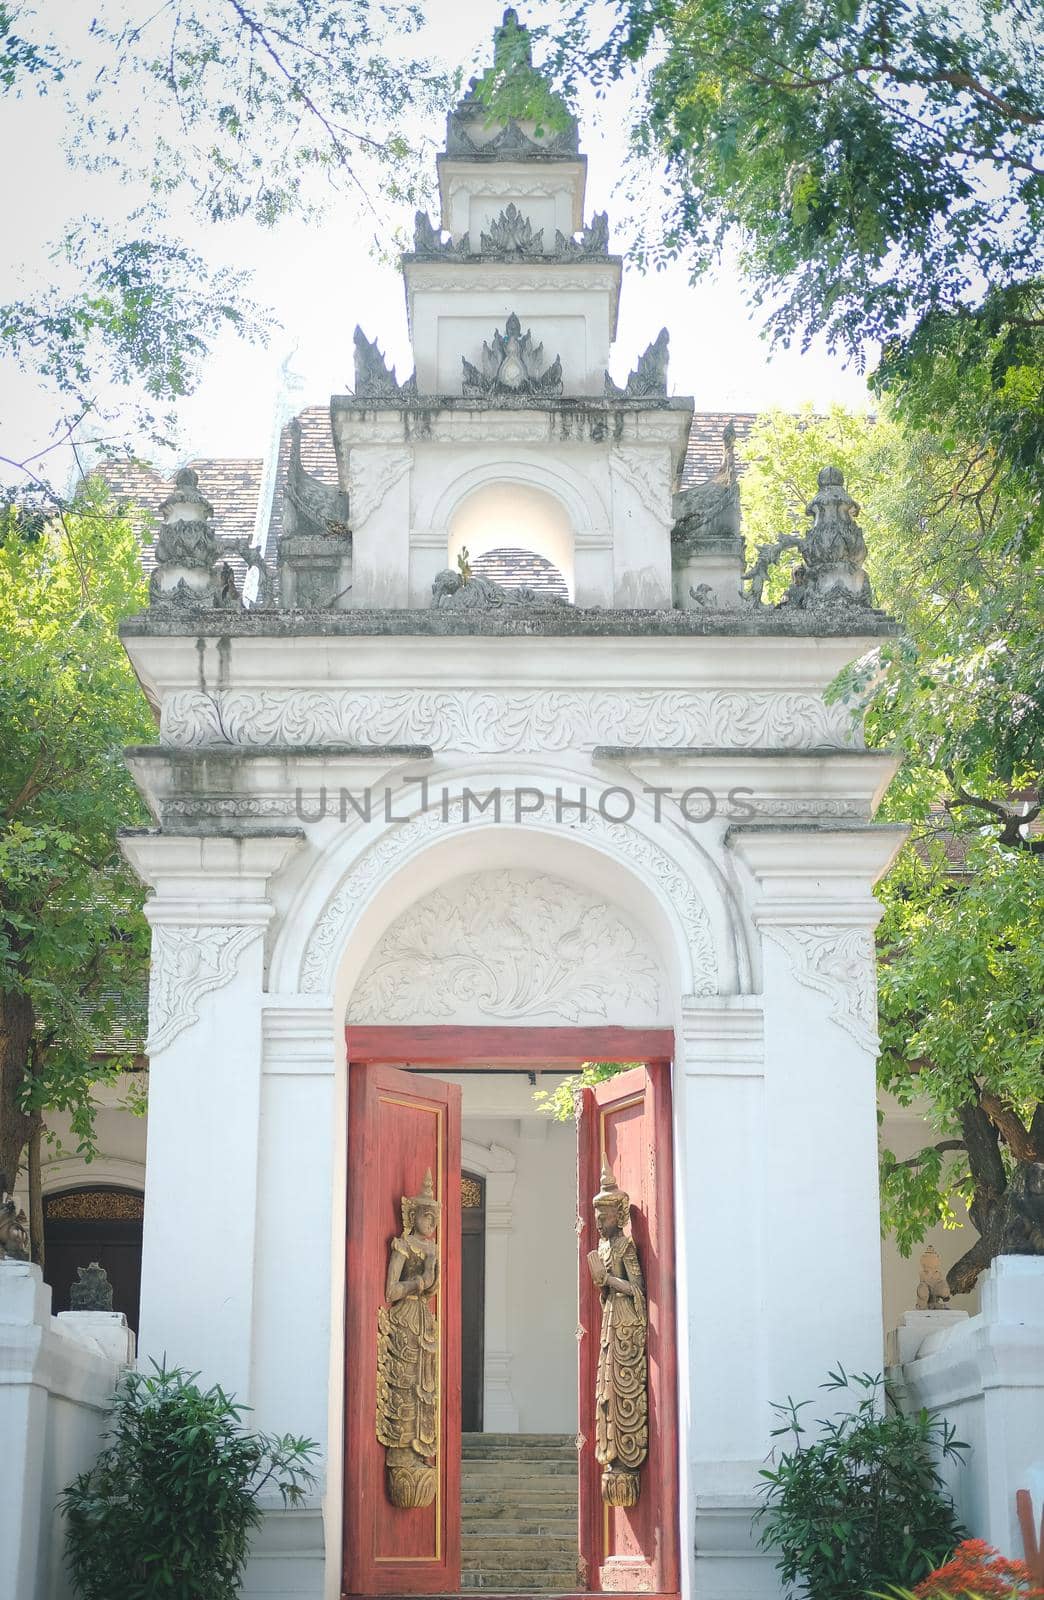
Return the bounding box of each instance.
[69,1261,114,1311]
[916,1246,952,1309]
[353,327,416,400]
[555,212,610,257]
[605,328,669,399]
[411,210,469,258]
[746,466,875,610]
[160,686,862,754]
[0,1189,30,1261]
[480,203,544,256]
[283,418,350,540]
[347,868,663,1024]
[430,566,569,609]
[445,9,580,164]
[376,1169,440,1509]
[461,312,563,399]
[229,541,275,609]
[672,422,742,556]
[148,469,226,610]
[588,1160,648,1508]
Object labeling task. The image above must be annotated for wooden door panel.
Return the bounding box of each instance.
[343,1063,461,1597]
[578,1063,679,1595]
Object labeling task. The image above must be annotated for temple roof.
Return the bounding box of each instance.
[89,407,760,569]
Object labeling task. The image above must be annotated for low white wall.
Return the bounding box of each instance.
[0,1260,133,1600]
[897,1256,1044,1556]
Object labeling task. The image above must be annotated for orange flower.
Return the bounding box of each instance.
[914,1539,1044,1600]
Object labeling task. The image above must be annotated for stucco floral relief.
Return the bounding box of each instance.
[347,868,664,1023]
[160,687,860,752]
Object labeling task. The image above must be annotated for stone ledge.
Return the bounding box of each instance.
[595,746,896,761]
[121,605,900,641]
[125,743,434,762]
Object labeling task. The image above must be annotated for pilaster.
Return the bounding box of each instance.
[728,824,906,1402]
[119,832,302,1399]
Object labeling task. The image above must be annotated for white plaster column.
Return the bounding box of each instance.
[120,833,301,1400]
[462,1136,520,1432]
[729,825,906,1409]
[674,997,778,1600]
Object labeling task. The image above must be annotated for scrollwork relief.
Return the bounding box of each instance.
[349,448,412,527]
[161,687,860,754]
[300,798,717,997]
[347,869,664,1024]
[147,924,262,1054]
[760,924,878,1050]
[610,448,673,524]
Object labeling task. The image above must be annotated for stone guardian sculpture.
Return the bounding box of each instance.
[376,1169,440,1508]
[587,1159,648,1507]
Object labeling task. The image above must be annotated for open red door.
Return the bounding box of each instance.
[578,1063,680,1596]
[343,1063,462,1597]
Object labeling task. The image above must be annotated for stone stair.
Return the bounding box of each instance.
[460,1432,579,1594]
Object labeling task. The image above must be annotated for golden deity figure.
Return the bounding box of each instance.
[376,1168,440,1509]
[587,1158,649,1507]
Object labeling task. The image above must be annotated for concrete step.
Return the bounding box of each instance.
[459,1573,578,1592]
[461,1520,577,1539]
[463,1540,577,1561]
[463,1440,574,1460]
[462,1460,576,1480]
[464,1548,579,1574]
[461,1498,577,1519]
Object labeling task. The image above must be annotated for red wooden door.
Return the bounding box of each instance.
[343,1063,462,1597]
[577,1063,680,1596]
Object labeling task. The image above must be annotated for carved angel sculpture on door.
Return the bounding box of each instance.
[376,1169,440,1508]
[587,1159,649,1506]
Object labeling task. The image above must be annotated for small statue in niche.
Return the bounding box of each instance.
[0,1188,30,1261]
[587,1159,648,1507]
[376,1169,440,1508]
[916,1246,952,1309]
[69,1261,114,1312]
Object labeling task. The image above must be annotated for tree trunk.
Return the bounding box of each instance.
[28,1114,44,1268]
[0,985,34,1193]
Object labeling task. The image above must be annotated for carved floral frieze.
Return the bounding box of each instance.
[760,924,878,1049]
[160,687,860,753]
[147,924,262,1054]
[347,868,664,1024]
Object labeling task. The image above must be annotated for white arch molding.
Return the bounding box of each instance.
[285,793,739,1006]
[448,481,576,597]
[461,1138,519,1433]
[426,455,606,539]
[39,1156,146,1195]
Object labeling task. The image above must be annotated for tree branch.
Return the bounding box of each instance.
[893,1139,967,1167]
[979,1090,1040,1162]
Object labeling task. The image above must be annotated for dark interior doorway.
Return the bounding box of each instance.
[43,1186,144,1332]
[461,1169,486,1432]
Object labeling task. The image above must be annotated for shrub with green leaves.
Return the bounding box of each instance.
[756,1367,966,1600]
[60,1363,318,1600]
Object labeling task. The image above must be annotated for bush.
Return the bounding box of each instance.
[60,1363,318,1600]
[755,1366,966,1600]
[912,1538,1044,1599]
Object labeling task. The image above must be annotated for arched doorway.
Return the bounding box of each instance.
[43,1186,144,1331]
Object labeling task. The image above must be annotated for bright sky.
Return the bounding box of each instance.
[0,0,871,486]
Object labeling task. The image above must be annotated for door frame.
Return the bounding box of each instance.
[342,1024,679,1600]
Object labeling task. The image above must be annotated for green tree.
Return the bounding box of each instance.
[739,405,1043,1293]
[538,0,1044,549]
[0,482,154,1247]
[1,2,455,486]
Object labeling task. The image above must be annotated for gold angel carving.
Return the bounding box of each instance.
[587,1158,648,1507]
[376,1168,440,1509]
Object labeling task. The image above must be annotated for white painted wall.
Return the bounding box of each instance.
[459,1098,579,1434]
[0,1262,133,1600]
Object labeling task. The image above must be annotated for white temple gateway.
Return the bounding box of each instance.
[16,12,1002,1600]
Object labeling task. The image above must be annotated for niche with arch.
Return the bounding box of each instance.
[448,481,574,599]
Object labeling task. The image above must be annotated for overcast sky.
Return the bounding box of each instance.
[0,0,872,484]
